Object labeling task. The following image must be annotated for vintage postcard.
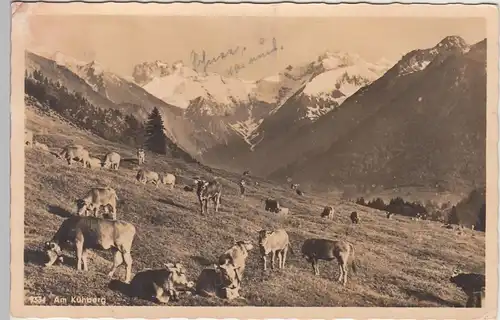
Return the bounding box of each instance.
[10,1,499,319]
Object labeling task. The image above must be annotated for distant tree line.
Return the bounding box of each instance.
[355,187,485,232]
[25,69,195,162]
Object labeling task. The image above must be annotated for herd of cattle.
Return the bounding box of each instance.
[25,129,485,307]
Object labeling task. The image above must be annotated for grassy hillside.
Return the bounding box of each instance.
[24,104,484,307]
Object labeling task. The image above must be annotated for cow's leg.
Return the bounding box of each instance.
[342,262,348,286]
[123,251,133,283]
[76,240,84,271]
[93,207,99,218]
[313,259,320,276]
[108,249,123,279]
[215,195,221,212]
[270,251,276,270]
[262,254,267,271]
[277,251,283,269]
[199,200,204,214]
[336,257,344,283]
[82,249,89,271]
[110,204,117,220]
[282,247,288,269]
[153,283,171,304]
[204,200,209,214]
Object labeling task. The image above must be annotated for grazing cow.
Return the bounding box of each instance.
[243,170,250,176]
[450,268,485,307]
[195,262,241,300]
[264,199,280,213]
[44,216,136,283]
[350,211,360,224]
[296,189,304,196]
[103,151,121,170]
[137,148,145,165]
[136,169,160,187]
[301,238,357,286]
[33,141,49,151]
[76,187,119,220]
[218,240,254,287]
[321,206,334,219]
[129,263,194,304]
[195,178,222,214]
[58,144,91,167]
[258,229,294,271]
[278,207,290,215]
[25,129,33,147]
[183,185,194,192]
[291,183,299,190]
[87,157,102,169]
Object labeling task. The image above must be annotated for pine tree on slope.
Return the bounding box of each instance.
[145,107,168,155]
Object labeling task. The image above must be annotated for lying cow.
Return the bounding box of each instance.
[103,151,121,170]
[350,211,360,224]
[264,199,280,213]
[218,240,254,287]
[136,169,160,186]
[258,229,294,271]
[87,157,103,169]
[296,189,304,196]
[195,178,222,215]
[129,263,194,304]
[44,216,136,283]
[195,262,241,300]
[58,144,91,167]
[291,183,299,190]
[321,206,334,219]
[76,186,118,220]
[450,268,485,307]
[160,173,176,190]
[277,207,289,215]
[386,212,394,219]
[301,238,357,286]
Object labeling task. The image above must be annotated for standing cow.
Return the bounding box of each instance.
[195,178,222,215]
[350,211,360,224]
[76,187,119,220]
[44,216,136,283]
[103,151,121,170]
[301,238,357,286]
[258,229,293,271]
[137,148,145,165]
[136,169,160,187]
[58,144,91,167]
[321,206,334,219]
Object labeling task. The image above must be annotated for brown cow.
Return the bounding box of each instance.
[44,216,136,283]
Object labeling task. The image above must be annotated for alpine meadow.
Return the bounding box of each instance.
[19,10,492,311]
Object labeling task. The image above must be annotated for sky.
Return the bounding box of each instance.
[27,15,486,81]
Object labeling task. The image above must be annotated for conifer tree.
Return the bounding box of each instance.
[145,107,168,154]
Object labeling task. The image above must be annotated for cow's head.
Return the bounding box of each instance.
[236,240,254,251]
[44,241,63,267]
[215,263,239,289]
[258,230,273,248]
[164,263,194,289]
[76,199,90,216]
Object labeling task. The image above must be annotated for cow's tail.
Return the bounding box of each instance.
[288,242,295,256]
[349,243,357,273]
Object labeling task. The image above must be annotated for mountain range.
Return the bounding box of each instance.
[25,35,486,194]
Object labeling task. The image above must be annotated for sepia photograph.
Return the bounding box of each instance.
[10,2,499,319]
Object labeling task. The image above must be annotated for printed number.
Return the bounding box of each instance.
[28,296,46,304]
